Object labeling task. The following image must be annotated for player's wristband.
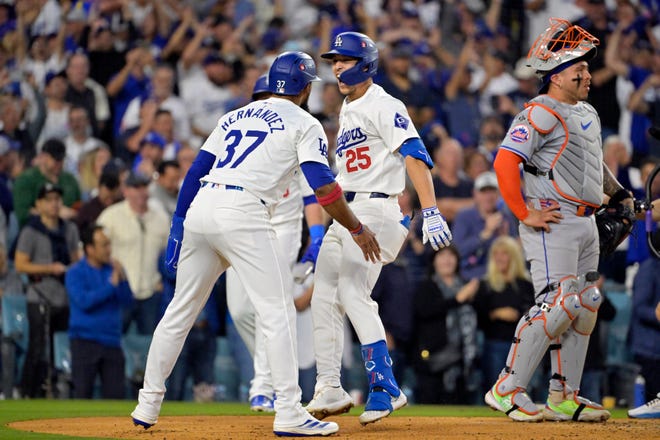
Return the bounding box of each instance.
[349,222,364,236]
[316,183,343,206]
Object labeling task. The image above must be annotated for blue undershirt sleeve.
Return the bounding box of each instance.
[300,161,336,191]
[174,150,215,218]
[399,137,434,169]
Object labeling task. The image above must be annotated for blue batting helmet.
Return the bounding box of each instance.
[252,74,269,99]
[268,51,321,96]
[321,32,379,85]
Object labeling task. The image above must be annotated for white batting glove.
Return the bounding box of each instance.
[422,206,452,250]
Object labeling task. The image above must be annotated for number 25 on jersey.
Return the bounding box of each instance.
[346,146,371,172]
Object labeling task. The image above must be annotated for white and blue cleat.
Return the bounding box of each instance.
[273,417,339,437]
[250,394,276,412]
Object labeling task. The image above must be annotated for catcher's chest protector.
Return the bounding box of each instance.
[526,95,604,207]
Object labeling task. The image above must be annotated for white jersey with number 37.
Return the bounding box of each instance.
[335,84,420,195]
[199,97,329,205]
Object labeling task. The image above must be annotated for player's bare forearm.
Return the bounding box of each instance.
[405,156,436,210]
[602,162,627,197]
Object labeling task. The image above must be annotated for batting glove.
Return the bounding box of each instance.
[422,206,452,250]
[165,215,185,274]
[293,224,325,284]
[300,225,325,265]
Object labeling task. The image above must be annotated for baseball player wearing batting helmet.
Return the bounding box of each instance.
[485,18,633,422]
[305,31,452,425]
[225,74,326,412]
[131,51,382,437]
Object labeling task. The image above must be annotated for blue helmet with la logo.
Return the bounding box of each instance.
[321,31,379,85]
[268,51,321,96]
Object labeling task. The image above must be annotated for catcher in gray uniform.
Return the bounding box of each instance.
[485,18,633,422]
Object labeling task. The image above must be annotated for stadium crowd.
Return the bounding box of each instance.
[0,0,658,414]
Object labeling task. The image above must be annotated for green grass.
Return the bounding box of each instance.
[0,400,631,440]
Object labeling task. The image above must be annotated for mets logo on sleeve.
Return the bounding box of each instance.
[394,112,409,130]
[509,125,530,143]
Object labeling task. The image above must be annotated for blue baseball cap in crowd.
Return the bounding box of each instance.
[140,131,166,149]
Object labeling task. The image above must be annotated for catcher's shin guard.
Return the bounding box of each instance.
[550,272,602,394]
[497,277,579,394]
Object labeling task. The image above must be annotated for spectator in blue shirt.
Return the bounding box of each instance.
[65,224,134,399]
[453,171,518,280]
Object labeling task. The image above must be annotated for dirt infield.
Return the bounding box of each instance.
[9,416,659,439]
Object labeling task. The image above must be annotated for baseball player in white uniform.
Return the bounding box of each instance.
[131,51,382,437]
[225,74,325,412]
[485,18,632,422]
[305,32,452,426]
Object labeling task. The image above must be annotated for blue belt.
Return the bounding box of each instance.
[344,192,390,202]
[200,181,265,205]
[201,181,244,191]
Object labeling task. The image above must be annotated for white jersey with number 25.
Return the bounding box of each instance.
[199,97,329,205]
[335,84,420,195]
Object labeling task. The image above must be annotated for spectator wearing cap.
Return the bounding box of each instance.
[378,43,437,130]
[63,105,108,178]
[452,171,518,280]
[14,181,81,398]
[13,138,81,228]
[96,170,169,335]
[180,51,233,139]
[65,223,133,399]
[476,115,506,163]
[61,1,89,56]
[106,44,154,140]
[132,130,166,177]
[35,70,70,149]
[495,57,539,128]
[120,64,191,143]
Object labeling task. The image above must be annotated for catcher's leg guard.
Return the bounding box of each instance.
[549,271,602,395]
[496,276,580,394]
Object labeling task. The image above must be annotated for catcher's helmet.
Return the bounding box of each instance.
[527,18,599,92]
[268,51,321,96]
[252,74,269,99]
[321,31,378,85]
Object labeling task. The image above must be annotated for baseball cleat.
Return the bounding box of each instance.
[132,417,154,430]
[484,385,543,422]
[130,408,157,430]
[305,386,354,420]
[358,387,407,425]
[273,417,339,437]
[250,394,275,412]
[543,392,610,422]
[628,393,660,419]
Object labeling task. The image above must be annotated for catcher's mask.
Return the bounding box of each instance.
[527,18,599,93]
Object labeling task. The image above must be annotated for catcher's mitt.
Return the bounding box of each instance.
[596,191,636,257]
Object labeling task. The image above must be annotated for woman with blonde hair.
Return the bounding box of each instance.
[471,236,535,390]
[77,144,111,200]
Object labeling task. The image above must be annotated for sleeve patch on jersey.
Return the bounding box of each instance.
[508,124,530,143]
[318,137,328,157]
[394,112,410,130]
